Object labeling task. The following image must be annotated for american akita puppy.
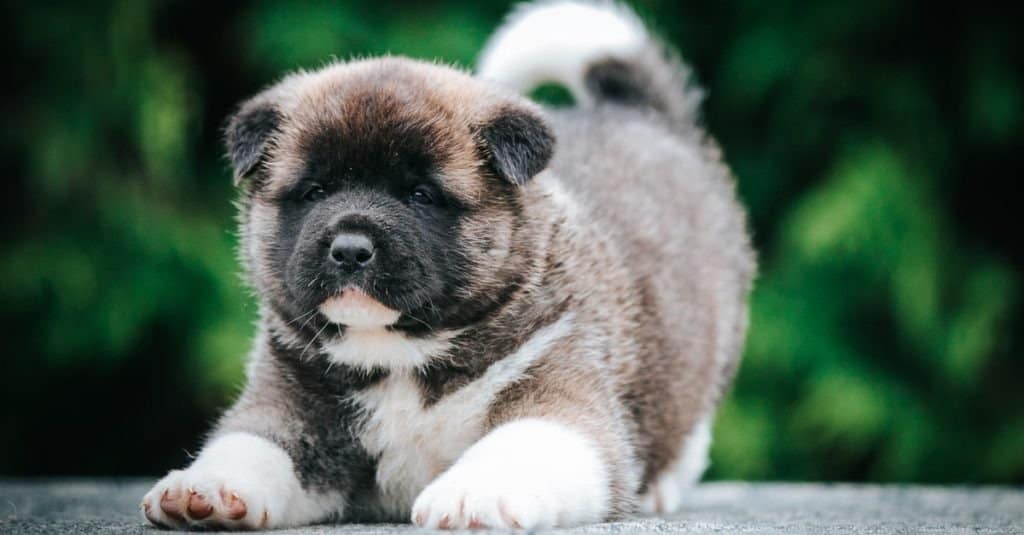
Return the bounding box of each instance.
[142,0,755,529]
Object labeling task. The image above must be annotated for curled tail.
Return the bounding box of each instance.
[477,0,703,127]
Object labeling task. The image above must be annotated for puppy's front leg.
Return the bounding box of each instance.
[140,353,350,531]
[411,418,614,529]
[141,430,335,530]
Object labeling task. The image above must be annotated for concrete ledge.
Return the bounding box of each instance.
[1,480,1021,533]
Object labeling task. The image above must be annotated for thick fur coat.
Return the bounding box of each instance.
[142,1,755,529]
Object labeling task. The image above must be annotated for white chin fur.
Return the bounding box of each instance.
[319,290,401,328]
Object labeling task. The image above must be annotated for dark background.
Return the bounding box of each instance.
[2,0,1022,483]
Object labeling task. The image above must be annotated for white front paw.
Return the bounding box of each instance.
[411,419,610,529]
[412,465,552,529]
[141,465,274,529]
[141,432,331,530]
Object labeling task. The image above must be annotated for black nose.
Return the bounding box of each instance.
[329,233,375,271]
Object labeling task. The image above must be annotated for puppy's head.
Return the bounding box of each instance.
[226,58,554,334]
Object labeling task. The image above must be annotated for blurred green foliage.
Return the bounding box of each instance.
[1,0,1021,482]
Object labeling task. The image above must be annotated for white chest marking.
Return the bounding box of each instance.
[351,313,574,516]
[321,328,458,372]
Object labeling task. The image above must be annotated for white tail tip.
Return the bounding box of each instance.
[477,0,648,102]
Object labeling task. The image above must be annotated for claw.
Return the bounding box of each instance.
[498,500,521,529]
[187,491,214,519]
[222,489,248,520]
[160,488,186,521]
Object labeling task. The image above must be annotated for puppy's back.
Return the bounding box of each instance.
[479,0,757,492]
[478,0,752,284]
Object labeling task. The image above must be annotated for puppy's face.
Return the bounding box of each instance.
[226,59,553,335]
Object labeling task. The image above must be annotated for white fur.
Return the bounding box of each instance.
[477,0,647,103]
[321,328,458,372]
[353,313,574,518]
[141,432,340,529]
[678,415,713,486]
[638,415,712,514]
[411,418,610,529]
[319,295,401,327]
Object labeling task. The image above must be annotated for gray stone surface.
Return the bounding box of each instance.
[0,480,1021,534]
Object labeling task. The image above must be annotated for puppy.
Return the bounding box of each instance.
[142,0,755,529]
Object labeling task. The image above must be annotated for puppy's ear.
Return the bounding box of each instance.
[478,106,555,186]
[224,101,281,185]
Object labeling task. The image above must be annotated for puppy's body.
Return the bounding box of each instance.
[143,1,754,530]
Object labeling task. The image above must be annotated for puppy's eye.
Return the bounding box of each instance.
[302,184,327,202]
[408,185,436,206]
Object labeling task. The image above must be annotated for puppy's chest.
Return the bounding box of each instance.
[338,313,574,515]
[352,373,488,514]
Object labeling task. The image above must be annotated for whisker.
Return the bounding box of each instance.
[300,321,330,361]
[285,308,317,327]
[298,309,321,332]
